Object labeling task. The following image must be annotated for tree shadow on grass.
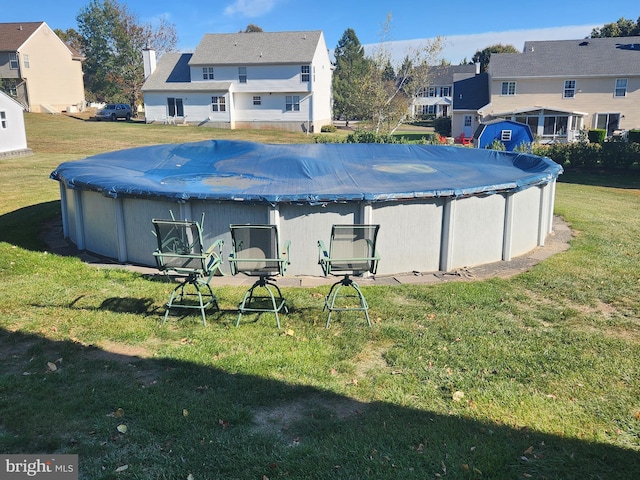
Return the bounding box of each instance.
[0,201,60,251]
[1,328,638,479]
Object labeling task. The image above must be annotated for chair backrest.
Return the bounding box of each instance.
[229,224,285,276]
[152,219,207,273]
[329,224,380,274]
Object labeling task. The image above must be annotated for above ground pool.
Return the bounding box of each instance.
[50,140,563,276]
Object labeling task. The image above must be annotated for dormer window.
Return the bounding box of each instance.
[301,65,310,82]
[203,67,214,80]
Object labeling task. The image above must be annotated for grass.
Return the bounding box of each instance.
[1,113,639,479]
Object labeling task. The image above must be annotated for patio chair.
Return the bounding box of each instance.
[228,224,290,328]
[152,215,223,326]
[317,224,380,328]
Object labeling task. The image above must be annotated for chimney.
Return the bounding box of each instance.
[475,62,480,75]
[143,46,157,80]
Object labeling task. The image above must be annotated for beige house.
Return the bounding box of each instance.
[486,36,640,142]
[0,22,85,113]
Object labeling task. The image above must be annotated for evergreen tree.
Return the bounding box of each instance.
[332,29,368,125]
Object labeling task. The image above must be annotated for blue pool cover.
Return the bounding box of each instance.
[50,140,562,204]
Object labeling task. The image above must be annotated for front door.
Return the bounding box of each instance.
[463,115,473,137]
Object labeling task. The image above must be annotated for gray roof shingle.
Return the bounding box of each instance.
[142,52,231,92]
[490,36,640,77]
[189,30,323,66]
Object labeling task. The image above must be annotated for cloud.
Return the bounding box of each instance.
[362,24,599,66]
[224,0,276,17]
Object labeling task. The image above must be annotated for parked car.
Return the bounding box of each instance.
[95,103,132,121]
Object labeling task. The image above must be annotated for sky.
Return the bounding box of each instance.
[4,0,639,65]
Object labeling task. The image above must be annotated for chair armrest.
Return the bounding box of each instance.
[205,239,224,275]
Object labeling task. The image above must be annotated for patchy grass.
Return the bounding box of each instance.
[0,114,639,479]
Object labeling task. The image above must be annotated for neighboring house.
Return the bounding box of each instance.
[0,90,31,156]
[486,36,640,142]
[142,30,333,132]
[412,64,477,119]
[451,71,490,139]
[0,22,85,113]
[473,119,534,150]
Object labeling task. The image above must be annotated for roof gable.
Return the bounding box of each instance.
[189,31,324,66]
[0,22,43,51]
[491,36,640,77]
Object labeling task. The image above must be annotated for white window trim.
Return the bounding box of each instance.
[501,130,512,142]
[563,80,576,98]
[211,96,226,112]
[501,81,516,96]
[285,95,300,111]
[301,65,310,82]
[202,67,214,80]
[614,78,627,97]
[9,53,18,70]
[239,67,247,83]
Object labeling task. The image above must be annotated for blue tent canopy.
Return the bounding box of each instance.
[50,140,562,204]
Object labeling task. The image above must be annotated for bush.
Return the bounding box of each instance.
[320,124,337,133]
[433,117,451,137]
[628,130,640,144]
[587,129,606,144]
[345,129,400,144]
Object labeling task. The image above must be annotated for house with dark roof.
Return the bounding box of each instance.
[452,71,490,140]
[142,30,333,132]
[0,22,85,113]
[412,64,477,119]
[487,36,640,142]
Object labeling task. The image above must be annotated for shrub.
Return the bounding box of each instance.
[587,129,606,144]
[345,129,399,144]
[433,117,451,137]
[628,130,640,144]
[320,124,337,133]
[486,139,506,150]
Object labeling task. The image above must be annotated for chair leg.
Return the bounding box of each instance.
[324,276,371,328]
[236,277,287,328]
[163,277,217,326]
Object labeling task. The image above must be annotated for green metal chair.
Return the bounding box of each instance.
[228,224,290,328]
[152,215,224,326]
[318,224,380,327]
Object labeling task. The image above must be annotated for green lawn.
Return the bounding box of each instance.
[0,114,639,479]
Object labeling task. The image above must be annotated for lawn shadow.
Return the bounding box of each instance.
[1,328,638,479]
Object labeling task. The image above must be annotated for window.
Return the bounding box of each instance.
[615,78,627,97]
[501,130,512,142]
[285,95,300,111]
[202,67,214,80]
[211,96,226,112]
[543,116,568,136]
[563,80,576,98]
[9,53,18,69]
[501,81,516,96]
[595,113,620,136]
[238,67,247,83]
[301,65,310,82]
[427,86,436,97]
[253,96,261,105]
[0,111,7,129]
[440,86,451,97]
[167,98,184,117]
[464,115,472,127]
[22,54,29,69]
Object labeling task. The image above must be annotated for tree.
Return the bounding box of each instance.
[241,24,263,33]
[590,17,640,37]
[363,14,443,134]
[472,44,519,73]
[332,28,369,125]
[76,0,177,106]
[54,28,84,54]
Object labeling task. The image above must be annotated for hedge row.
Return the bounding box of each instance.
[532,142,640,170]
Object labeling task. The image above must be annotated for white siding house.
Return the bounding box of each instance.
[0,90,30,156]
[142,31,333,132]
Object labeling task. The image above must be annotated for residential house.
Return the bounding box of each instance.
[142,30,333,132]
[0,22,85,113]
[412,64,477,119]
[0,90,30,156]
[451,71,490,140]
[486,36,640,142]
